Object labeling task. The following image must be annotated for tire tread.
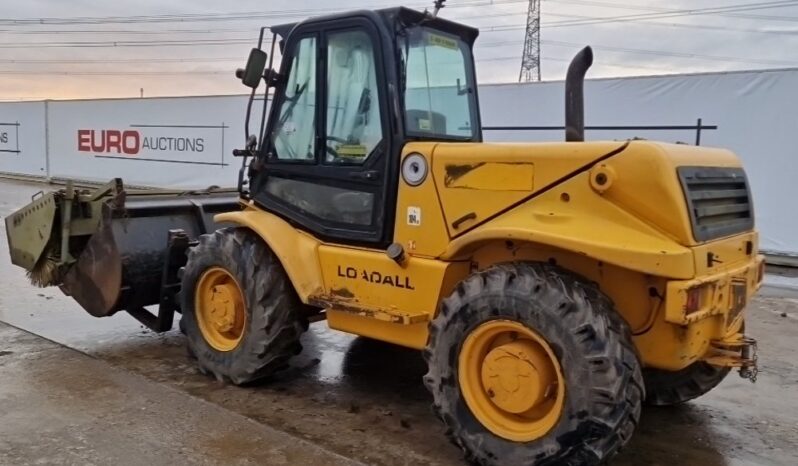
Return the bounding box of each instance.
[181,227,306,385]
[424,262,644,465]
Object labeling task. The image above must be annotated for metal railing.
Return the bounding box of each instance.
[482,118,717,146]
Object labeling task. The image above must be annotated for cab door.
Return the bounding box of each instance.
[251,17,396,246]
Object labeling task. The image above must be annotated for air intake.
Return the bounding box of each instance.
[678,166,754,242]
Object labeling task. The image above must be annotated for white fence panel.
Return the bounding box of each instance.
[0,102,47,178]
[47,95,262,188]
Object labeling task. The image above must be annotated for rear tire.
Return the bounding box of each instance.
[643,362,730,406]
[180,227,307,384]
[424,263,643,466]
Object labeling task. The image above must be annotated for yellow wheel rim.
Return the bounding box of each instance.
[194,267,247,352]
[459,320,566,442]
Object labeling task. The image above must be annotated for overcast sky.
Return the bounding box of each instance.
[2,0,798,100]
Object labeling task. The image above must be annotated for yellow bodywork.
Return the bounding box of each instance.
[217,140,762,371]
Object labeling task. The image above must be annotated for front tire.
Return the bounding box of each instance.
[424,263,643,465]
[643,362,730,406]
[180,227,307,384]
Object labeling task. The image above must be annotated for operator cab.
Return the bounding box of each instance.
[236,7,481,246]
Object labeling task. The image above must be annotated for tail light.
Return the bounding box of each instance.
[685,286,704,313]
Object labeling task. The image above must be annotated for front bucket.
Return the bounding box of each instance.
[60,204,123,317]
[5,179,240,329]
[60,189,239,319]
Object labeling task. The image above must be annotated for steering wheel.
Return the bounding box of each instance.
[325,144,339,159]
[324,135,350,160]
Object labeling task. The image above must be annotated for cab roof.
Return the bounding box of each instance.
[271,6,479,45]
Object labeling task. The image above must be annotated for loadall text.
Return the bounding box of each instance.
[337,266,415,289]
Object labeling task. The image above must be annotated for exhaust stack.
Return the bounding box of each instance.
[565,46,593,142]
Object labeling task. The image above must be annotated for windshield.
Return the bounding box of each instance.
[401,26,478,140]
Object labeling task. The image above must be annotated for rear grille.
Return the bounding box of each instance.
[678,166,754,242]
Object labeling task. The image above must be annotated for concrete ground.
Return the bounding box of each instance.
[2,177,798,465]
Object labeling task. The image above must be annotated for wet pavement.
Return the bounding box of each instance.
[0,323,361,466]
[2,177,798,466]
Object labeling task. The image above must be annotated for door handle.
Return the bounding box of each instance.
[349,170,380,181]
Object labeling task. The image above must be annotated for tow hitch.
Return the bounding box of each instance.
[704,334,758,383]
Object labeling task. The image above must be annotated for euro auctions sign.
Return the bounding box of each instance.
[77,129,140,155]
[1,121,20,154]
[41,95,251,188]
[75,124,226,166]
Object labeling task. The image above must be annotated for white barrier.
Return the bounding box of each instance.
[0,68,794,254]
[0,101,47,178]
[47,95,262,188]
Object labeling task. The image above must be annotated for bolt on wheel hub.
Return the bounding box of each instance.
[209,283,239,332]
[459,320,565,442]
[481,340,556,414]
[195,267,247,352]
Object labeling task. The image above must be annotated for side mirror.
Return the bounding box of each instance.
[236,48,267,89]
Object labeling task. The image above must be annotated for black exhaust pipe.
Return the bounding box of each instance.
[565,46,593,142]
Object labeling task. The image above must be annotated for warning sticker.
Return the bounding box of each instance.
[427,33,458,50]
[407,206,421,226]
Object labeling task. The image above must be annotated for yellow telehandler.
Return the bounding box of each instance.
[5,4,762,464]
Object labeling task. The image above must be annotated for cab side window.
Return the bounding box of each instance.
[325,30,383,164]
[271,36,317,161]
[257,24,389,241]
